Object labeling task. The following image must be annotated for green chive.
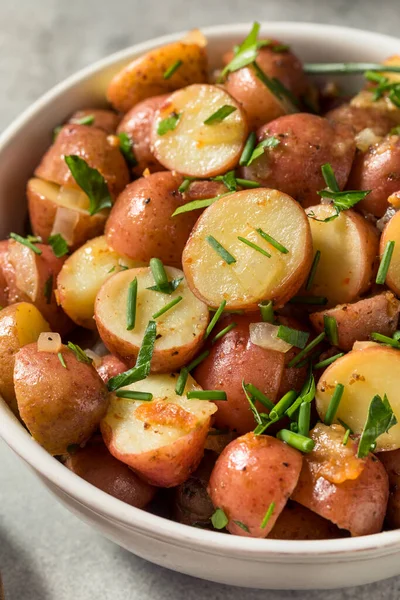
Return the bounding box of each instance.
[67,342,92,365]
[212,322,237,343]
[9,233,42,255]
[255,228,288,253]
[118,132,138,167]
[115,390,153,401]
[211,508,228,529]
[259,300,274,323]
[235,178,260,188]
[172,193,232,217]
[71,114,95,126]
[289,296,328,305]
[370,332,400,348]
[338,418,353,433]
[220,22,260,78]
[321,163,340,192]
[244,383,275,411]
[314,353,345,369]
[48,233,69,258]
[206,236,236,264]
[376,241,395,285]
[298,402,311,437]
[324,383,345,425]
[277,325,309,349]
[233,520,250,533]
[342,428,351,445]
[204,105,237,125]
[163,59,183,79]
[394,331,400,341]
[252,61,298,112]
[277,429,315,452]
[205,300,226,339]
[126,278,138,331]
[261,502,275,529]
[290,421,299,432]
[288,332,326,368]
[270,390,298,421]
[149,258,170,292]
[304,63,400,75]
[178,178,193,193]
[286,369,315,418]
[237,236,271,258]
[186,390,227,401]
[305,250,321,290]
[43,275,53,304]
[324,315,339,346]
[175,351,210,395]
[64,155,112,215]
[157,112,181,136]
[239,132,257,166]
[152,295,183,319]
[246,136,281,165]
[58,352,67,368]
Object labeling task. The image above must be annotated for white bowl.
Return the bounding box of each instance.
[1,22,400,591]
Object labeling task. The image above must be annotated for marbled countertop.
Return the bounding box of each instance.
[1,0,400,598]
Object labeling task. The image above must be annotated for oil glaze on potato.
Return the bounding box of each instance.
[292,424,389,536]
[306,205,378,306]
[56,236,141,329]
[0,303,49,415]
[14,342,108,455]
[35,124,129,200]
[310,292,400,352]
[95,266,209,371]
[268,501,346,540]
[378,449,400,529]
[208,433,302,537]
[101,373,217,487]
[182,188,313,310]
[105,172,200,267]
[151,84,248,178]
[65,436,156,508]
[316,347,400,451]
[380,211,400,295]
[241,114,355,208]
[68,109,120,134]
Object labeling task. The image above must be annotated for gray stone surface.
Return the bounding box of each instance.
[1,0,400,598]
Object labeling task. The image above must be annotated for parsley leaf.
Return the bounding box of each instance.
[64,155,112,216]
[357,394,397,458]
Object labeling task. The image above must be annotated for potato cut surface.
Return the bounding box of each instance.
[28,178,90,212]
[182,188,312,309]
[381,211,400,295]
[151,84,248,177]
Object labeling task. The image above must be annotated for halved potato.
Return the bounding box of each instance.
[306,205,379,306]
[101,373,217,487]
[268,501,347,540]
[107,40,208,113]
[56,236,142,329]
[151,84,248,178]
[95,266,209,371]
[315,347,400,451]
[380,211,400,295]
[182,188,313,310]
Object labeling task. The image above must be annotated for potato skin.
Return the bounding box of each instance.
[68,109,120,134]
[117,95,169,176]
[241,114,356,208]
[174,450,217,526]
[35,124,129,200]
[0,240,9,306]
[15,343,109,455]
[65,436,156,508]
[310,292,400,352]
[268,501,347,540]
[347,135,400,217]
[193,314,285,434]
[326,103,396,136]
[208,433,303,537]
[377,449,400,529]
[96,354,128,384]
[105,171,200,267]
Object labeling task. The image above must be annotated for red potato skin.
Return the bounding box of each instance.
[326,104,396,136]
[117,95,169,176]
[292,453,389,536]
[105,171,201,267]
[240,114,356,208]
[310,292,400,352]
[377,449,400,529]
[347,135,400,217]
[208,433,303,537]
[35,124,129,200]
[96,354,128,384]
[65,436,156,508]
[0,240,9,306]
[193,314,285,435]
[68,109,120,134]
[174,450,217,526]
[268,500,348,540]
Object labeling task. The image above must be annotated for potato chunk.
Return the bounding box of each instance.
[182,188,313,310]
[380,211,400,295]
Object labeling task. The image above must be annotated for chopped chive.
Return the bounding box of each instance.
[305,250,321,291]
[147,277,182,295]
[118,132,138,167]
[212,322,237,343]
[252,61,299,113]
[211,507,228,530]
[324,383,345,425]
[324,315,339,346]
[64,155,112,215]
[261,502,275,529]
[298,402,311,437]
[289,296,328,305]
[115,390,153,401]
[212,171,237,191]
[285,369,315,418]
[304,63,400,75]
[152,295,183,319]
[244,383,275,411]
[43,275,53,304]
[58,352,67,368]
[246,136,280,165]
[187,350,210,372]
[269,390,298,421]
[126,277,138,331]
[186,390,227,401]
[295,349,321,370]
[220,22,260,78]
[243,380,264,427]
[376,241,395,285]
[394,331,400,341]
[276,429,315,453]
[206,235,236,264]
[237,236,271,258]
[277,325,309,349]
[287,332,326,368]
[255,228,288,253]
[204,105,237,125]
[67,342,92,364]
[205,300,226,339]
[338,418,353,433]
[9,232,42,255]
[342,428,351,445]
[235,178,260,189]
[71,114,95,126]
[233,520,250,533]
[108,266,116,274]
[157,112,181,136]
[48,233,69,258]
[290,421,299,432]
[178,178,193,193]
[370,332,400,348]
[321,163,340,192]
[149,257,170,293]
[314,353,345,369]
[163,59,183,79]
[172,193,232,217]
[175,350,210,395]
[259,300,274,323]
[239,132,257,166]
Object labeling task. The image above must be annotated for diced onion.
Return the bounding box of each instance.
[352,341,380,352]
[182,28,207,48]
[388,192,400,210]
[91,339,109,357]
[38,332,62,353]
[84,349,103,367]
[355,128,382,152]
[377,206,396,232]
[142,168,151,178]
[51,206,79,245]
[107,134,120,148]
[249,322,293,353]
[57,186,89,210]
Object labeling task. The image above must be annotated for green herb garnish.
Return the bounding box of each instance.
[285,368,316,418]
[147,258,182,294]
[178,178,193,193]
[270,390,298,421]
[261,503,275,529]
[205,300,226,339]
[287,332,325,368]
[220,22,261,78]
[58,352,67,368]
[186,390,227,401]
[237,236,271,258]
[48,233,68,258]
[244,383,275,411]
[370,332,400,348]
[212,322,237,343]
[64,155,112,215]
[163,60,183,80]
[305,250,321,290]
[259,300,274,323]
[239,132,257,166]
[276,429,315,453]
[357,394,397,458]
[118,132,138,167]
[71,114,95,126]
[115,390,153,401]
[204,105,237,125]
[67,342,92,364]
[126,277,138,331]
[304,63,400,75]
[172,192,233,217]
[314,353,345,369]
[157,112,181,136]
[324,315,339,346]
[211,508,229,530]
[246,136,280,165]
[152,295,183,319]
[206,236,236,264]
[233,521,250,533]
[298,402,311,437]
[9,232,42,255]
[277,325,309,349]
[376,241,395,285]
[175,350,210,396]
[324,383,344,425]
[255,228,288,253]
[252,61,299,113]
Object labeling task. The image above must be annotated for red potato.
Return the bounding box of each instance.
[380,210,400,295]
[204,429,237,454]
[310,292,400,352]
[117,94,169,176]
[95,354,128,384]
[292,424,389,536]
[326,103,396,137]
[105,171,201,267]
[65,436,156,508]
[2,240,72,334]
[347,134,400,217]
[35,124,129,200]
[183,179,227,201]
[208,433,303,537]
[268,501,347,540]
[68,109,120,134]
[0,240,9,306]
[241,114,356,208]
[174,450,217,526]
[377,449,400,529]
[223,42,309,130]
[101,373,217,487]
[14,342,109,455]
